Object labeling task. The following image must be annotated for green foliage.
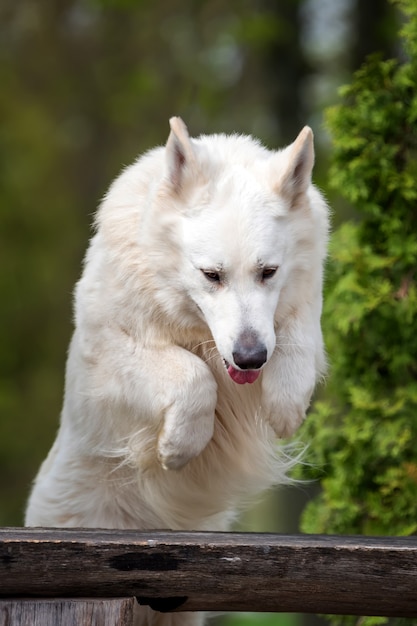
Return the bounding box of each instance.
[221,614,298,626]
[296,0,417,622]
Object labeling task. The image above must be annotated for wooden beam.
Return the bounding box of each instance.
[1,528,417,617]
[0,598,139,626]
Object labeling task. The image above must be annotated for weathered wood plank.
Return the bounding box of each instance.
[1,528,417,617]
[0,598,139,626]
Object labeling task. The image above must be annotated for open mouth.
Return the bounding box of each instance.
[223,360,262,385]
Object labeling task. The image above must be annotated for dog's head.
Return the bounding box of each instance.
[161,117,317,384]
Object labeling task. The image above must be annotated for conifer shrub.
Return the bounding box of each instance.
[297,0,417,552]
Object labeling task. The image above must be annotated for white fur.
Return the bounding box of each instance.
[26,118,329,625]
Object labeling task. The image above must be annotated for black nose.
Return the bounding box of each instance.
[232,330,268,370]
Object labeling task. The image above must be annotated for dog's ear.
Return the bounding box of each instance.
[274,126,314,202]
[165,117,197,191]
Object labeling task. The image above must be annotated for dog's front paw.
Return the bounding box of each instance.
[261,374,314,438]
[157,415,214,470]
[157,370,217,470]
[263,398,307,439]
[261,351,316,438]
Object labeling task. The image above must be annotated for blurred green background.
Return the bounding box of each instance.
[0,1,403,624]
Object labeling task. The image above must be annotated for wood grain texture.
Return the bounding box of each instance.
[1,528,417,616]
[0,598,140,626]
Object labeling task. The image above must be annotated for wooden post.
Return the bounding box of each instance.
[1,528,417,617]
[0,598,140,626]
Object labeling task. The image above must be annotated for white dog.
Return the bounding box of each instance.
[26,117,329,625]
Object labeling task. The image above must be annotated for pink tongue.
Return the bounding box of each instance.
[227,365,261,385]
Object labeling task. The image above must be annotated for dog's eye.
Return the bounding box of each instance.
[201,270,221,283]
[261,267,278,280]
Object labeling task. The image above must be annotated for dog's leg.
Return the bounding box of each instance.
[153,345,218,470]
[260,312,321,438]
[73,329,218,470]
